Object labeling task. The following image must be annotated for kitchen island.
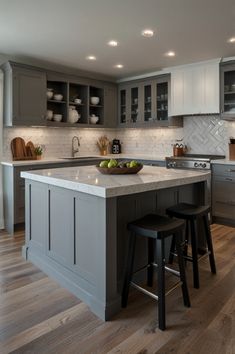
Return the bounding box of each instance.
[21,165,210,320]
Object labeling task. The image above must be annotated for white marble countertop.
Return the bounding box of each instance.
[21,165,210,198]
[1,154,166,167]
[211,159,235,166]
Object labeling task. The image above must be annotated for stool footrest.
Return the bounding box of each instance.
[171,251,211,263]
[152,263,180,277]
[130,280,183,301]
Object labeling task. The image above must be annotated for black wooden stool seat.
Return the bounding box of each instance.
[122,214,190,331]
[167,203,210,219]
[127,214,186,239]
[166,203,216,289]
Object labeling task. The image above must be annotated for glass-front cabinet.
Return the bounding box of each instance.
[119,84,141,125]
[118,75,174,126]
[221,63,235,120]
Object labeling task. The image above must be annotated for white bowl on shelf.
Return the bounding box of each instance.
[90,96,100,105]
[231,84,235,91]
[74,98,82,104]
[53,94,63,101]
[53,114,63,122]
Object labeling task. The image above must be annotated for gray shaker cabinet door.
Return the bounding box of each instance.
[13,67,47,125]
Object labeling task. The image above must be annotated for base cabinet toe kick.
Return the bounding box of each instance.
[22,170,209,320]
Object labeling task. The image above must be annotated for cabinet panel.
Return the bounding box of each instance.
[13,67,47,125]
[170,61,220,116]
[29,181,48,252]
[47,187,74,267]
[203,64,220,114]
[170,70,184,116]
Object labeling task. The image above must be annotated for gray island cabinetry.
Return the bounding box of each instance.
[2,158,102,234]
[21,165,210,320]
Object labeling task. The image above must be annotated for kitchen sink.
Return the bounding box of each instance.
[60,156,98,160]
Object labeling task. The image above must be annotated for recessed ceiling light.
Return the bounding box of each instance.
[115,64,124,68]
[228,37,235,43]
[108,40,118,47]
[86,55,96,60]
[166,51,175,57]
[141,29,154,37]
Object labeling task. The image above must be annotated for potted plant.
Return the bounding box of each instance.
[34,145,43,160]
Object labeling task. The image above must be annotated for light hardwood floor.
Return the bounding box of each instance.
[0,224,234,354]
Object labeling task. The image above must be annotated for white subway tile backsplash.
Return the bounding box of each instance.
[3,116,235,160]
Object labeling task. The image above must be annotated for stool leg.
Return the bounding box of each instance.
[156,238,166,331]
[122,232,136,308]
[190,219,200,289]
[169,234,175,264]
[175,232,191,308]
[184,220,189,265]
[202,215,216,274]
[147,238,155,287]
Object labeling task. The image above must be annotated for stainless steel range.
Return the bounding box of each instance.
[166,154,225,170]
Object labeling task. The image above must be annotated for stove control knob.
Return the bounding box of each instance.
[202,163,207,168]
[194,162,199,168]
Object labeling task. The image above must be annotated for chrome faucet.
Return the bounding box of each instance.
[72,136,80,157]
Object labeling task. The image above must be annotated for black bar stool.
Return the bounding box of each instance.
[122,214,190,331]
[166,203,216,289]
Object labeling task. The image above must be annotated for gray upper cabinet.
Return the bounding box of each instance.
[2,61,117,128]
[118,75,182,128]
[220,61,235,120]
[3,62,47,126]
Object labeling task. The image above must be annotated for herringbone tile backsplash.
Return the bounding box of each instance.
[3,116,235,159]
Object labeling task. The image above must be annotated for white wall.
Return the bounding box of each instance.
[3,115,235,160]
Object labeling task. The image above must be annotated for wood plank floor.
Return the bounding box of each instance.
[0,224,234,354]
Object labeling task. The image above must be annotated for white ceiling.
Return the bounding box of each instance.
[0,0,235,79]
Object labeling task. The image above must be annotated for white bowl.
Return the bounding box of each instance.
[90,96,100,105]
[53,114,63,122]
[90,115,99,124]
[74,98,82,104]
[54,94,63,101]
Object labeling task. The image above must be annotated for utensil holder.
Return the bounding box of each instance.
[229,144,235,160]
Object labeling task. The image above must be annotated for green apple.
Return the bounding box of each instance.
[108,159,118,168]
[130,160,138,168]
[99,160,109,168]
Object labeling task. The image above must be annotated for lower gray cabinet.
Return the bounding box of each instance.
[212,164,235,225]
[2,159,101,234]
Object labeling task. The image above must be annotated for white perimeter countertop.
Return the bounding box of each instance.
[21,165,210,198]
[1,154,166,167]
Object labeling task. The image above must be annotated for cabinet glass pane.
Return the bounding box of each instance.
[144,85,152,121]
[120,89,126,123]
[224,70,235,115]
[131,87,139,123]
[156,82,168,121]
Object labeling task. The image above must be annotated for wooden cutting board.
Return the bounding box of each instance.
[26,141,36,157]
[11,137,36,160]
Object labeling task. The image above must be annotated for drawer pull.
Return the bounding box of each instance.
[226,169,235,173]
[225,178,233,181]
